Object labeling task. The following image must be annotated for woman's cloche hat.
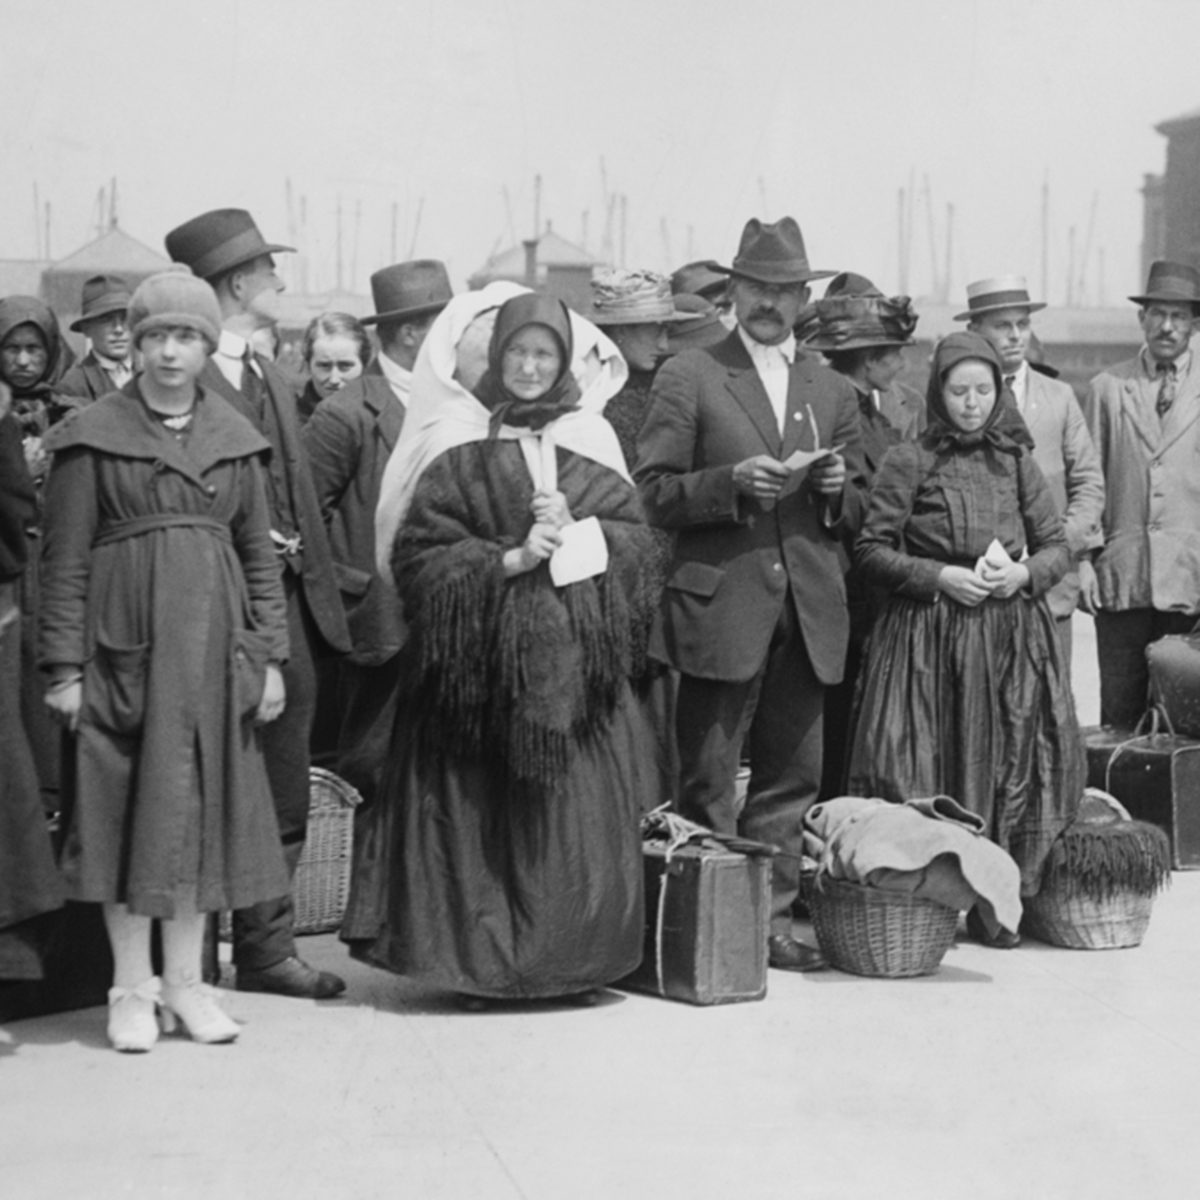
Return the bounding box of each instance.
[126,269,223,349]
[716,216,836,286]
[589,268,696,325]
[954,275,1046,322]
[669,260,728,301]
[804,272,918,352]
[667,294,728,353]
[164,209,295,281]
[69,274,132,331]
[361,260,454,326]
[1129,259,1200,310]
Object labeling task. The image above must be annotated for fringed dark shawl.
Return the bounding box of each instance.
[393,440,657,797]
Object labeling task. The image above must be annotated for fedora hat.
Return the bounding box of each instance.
[360,260,453,326]
[954,275,1046,321]
[165,208,294,281]
[805,272,917,352]
[1129,259,1200,309]
[716,216,835,286]
[667,293,728,353]
[669,260,728,300]
[589,268,696,326]
[69,274,132,331]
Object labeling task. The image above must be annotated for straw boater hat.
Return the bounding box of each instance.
[804,272,917,352]
[164,208,295,281]
[360,260,454,326]
[669,260,728,301]
[1129,259,1200,311]
[69,274,132,331]
[715,217,836,285]
[667,293,728,353]
[589,269,695,325]
[954,275,1046,322]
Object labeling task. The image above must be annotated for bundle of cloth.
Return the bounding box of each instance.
[802,795,1022,939]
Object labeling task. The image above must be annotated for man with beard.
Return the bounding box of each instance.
[635,217,865,972]
[59,276,135,404]
[1081,260,1200,728]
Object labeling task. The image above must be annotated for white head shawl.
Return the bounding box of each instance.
[373,281,631,582]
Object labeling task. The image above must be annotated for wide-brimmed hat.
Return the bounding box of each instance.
[716,217,835,286]
[589,268,696,326]
[165,208,295,281]
[954,275,1046,321]
[669,260,728,300]
[667,294,728,352]
[69,274,132,331]
[805,271,918,352]
[360,260,453,326]
[1129,259,1200,309]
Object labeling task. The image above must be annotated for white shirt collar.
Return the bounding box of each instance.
[737,324,796,364]
[217,328,248,360]
[376,350,412,404]
[93,349,131,373]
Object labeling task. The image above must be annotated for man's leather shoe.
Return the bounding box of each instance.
[768,933,828,973]
[236,956,346,998]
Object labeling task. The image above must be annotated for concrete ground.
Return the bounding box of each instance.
[5,614,1198,1200]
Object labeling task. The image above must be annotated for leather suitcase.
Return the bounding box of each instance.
[1083,724,1200,869]
[620,840,771,1005]
[1147,633,1200,739]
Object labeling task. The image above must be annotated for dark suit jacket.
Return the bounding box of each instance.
[201,356,350,656]
[635,330,865,685]
[58,353,120,406]
[301,361,406,665]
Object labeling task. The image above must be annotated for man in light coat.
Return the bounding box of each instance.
[636,217,865,972]
[962,275,1105,657]
[1080,260,1200,728]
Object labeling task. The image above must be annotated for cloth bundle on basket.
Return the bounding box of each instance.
[1024,788,1171,950]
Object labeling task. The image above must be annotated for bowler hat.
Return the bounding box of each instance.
[805,271,917,352]
[69,274,132,331]
[360,260,453,326]
[165,209,294,281]
[1129,259,1200,310]
[954,275,1046,321]
[589,268,696,326]
[717,217,835,286]
[667,293,728,353]
[670,260,728,300]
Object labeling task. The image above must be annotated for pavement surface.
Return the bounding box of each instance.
[6,614,1199,1200]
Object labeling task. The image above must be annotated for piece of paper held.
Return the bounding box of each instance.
[782,443,844,472]
[549,515,608,586]
[974,537,1013,575]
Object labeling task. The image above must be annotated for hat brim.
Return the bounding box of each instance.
[591,309,699,326]
[69,298,130,331]
[1128,293,1200,311]
[361,299,450,326]
[202,241,296,279]
[720,266,838,285]
[805,334,914,352]
[953,300,1047,321]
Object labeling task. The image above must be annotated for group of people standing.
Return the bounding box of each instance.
[2,202,1198,1046]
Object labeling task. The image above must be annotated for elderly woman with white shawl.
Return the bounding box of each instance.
[342,284,659,1006]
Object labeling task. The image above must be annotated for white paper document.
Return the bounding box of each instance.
[974,537,1013,577]
[549,516,608,587]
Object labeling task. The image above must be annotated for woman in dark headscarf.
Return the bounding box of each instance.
[845,332,1084,945]
[345,287,657,1005]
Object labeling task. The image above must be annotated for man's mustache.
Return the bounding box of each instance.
[750,307,782,322]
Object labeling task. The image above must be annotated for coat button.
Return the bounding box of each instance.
[773,562,783,572]
[206,485,217,495]
[793,412,803,421]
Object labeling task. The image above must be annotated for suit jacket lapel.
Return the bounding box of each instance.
[780,353,827,459]
[722,333,782,454]
[1157,354,1200,452]
[363,378,404,452]
[200,360,260,429]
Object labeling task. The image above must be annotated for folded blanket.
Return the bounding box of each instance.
[803,795,1023,936]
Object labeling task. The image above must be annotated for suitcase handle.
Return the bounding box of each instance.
[1105,704,1177,792]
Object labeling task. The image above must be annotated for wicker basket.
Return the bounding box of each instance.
[1023,885,1154,950]
[292,768,362,935]
[802,873,959,978]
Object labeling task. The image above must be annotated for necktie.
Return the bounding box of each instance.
[241,346,266,421]
[1156,362,1177,420]
[1004,375,1016,393]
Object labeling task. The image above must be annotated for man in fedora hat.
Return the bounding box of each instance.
[1081,259,1200,727]
[958,274,1104,659]
[302,259,453,806]
[166,207,351,999]
[636,216,866,972]
[59,274,134,404]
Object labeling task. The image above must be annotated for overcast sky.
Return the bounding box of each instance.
[2,0,1196,306]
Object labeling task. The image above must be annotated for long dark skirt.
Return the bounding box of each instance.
[846,593,1083,895]
[343,685,647,999]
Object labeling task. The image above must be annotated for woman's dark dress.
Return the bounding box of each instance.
[344,441,657,998]
[846,435,1083,894]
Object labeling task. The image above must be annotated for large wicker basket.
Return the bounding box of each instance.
[292,767,362,935]
[1023,885,1154,950]
[802,873,959,978]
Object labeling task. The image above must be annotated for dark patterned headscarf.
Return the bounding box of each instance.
[0,296,76,437]
[474,293,581,435]
[922,331,1033,457]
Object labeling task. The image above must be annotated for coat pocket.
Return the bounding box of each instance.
[87,638,151,736]
[232,628,274,719]
[664,560,725,598]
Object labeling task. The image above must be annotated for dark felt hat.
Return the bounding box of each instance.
[69,274,132,331]
[667,294,729,353]
[954,275,1046,321]
[716,217,835,286]
[1128,259,1200,309]
[164,208,294,281]
[360,260,453,326]
[670,260,728,300]
[805,272,918,352]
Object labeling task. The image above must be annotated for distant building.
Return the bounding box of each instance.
[1142,106,1200,278]
[469,225,599,312]
[0,259,51,300]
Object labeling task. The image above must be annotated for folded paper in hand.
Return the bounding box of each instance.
[973,537,1012,577]
[550,516,608,586]
[782,443,844,473]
